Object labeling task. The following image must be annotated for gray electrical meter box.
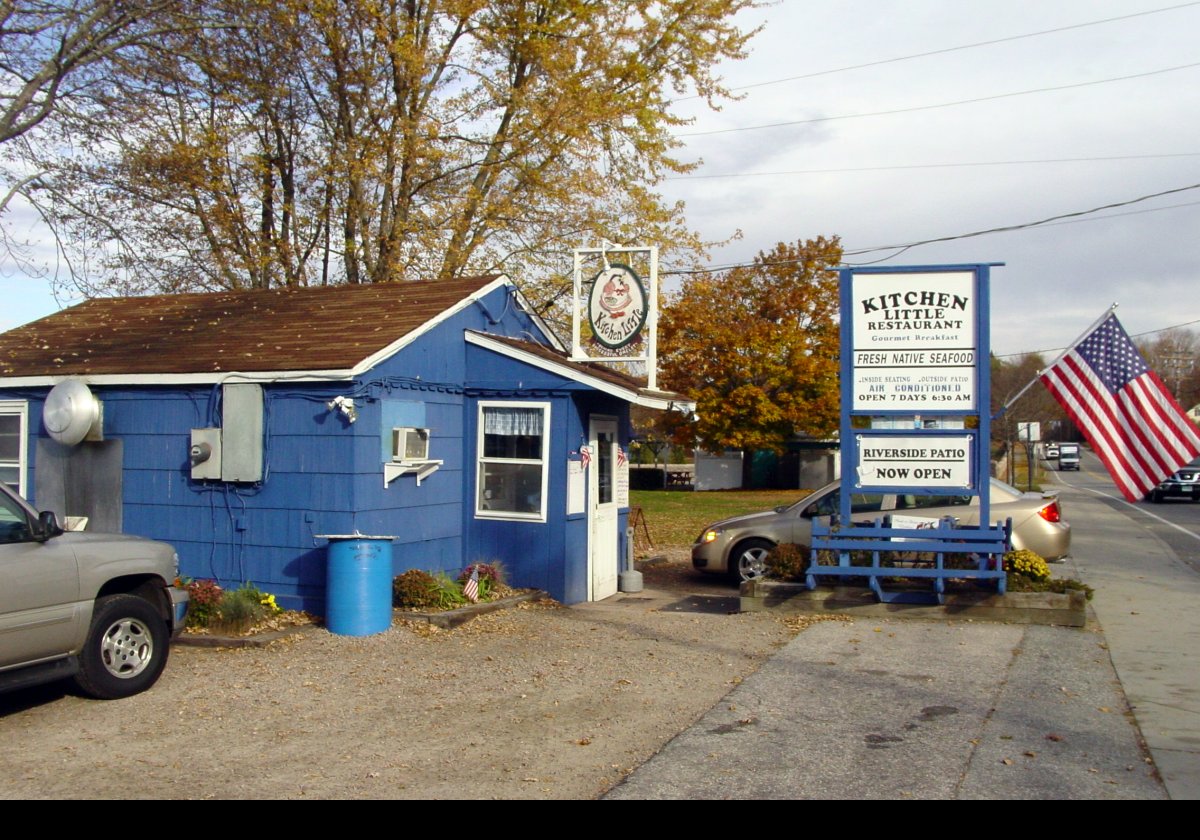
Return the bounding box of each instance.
[221,383,264,482]
[190,428,222,480]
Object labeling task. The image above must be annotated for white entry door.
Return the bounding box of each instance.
[589,416,619,600]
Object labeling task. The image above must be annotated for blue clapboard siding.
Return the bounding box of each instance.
[0,282,627,609]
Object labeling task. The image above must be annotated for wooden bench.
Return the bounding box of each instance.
[808,515,1012,604]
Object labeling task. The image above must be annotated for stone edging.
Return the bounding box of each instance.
[398,590,551,629]
[741,579,1087,627]
[176,590,553,648]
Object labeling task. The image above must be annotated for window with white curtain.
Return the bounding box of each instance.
[476,402,549,520]
[0,401,27,496]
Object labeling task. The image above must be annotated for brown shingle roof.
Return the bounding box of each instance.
[0,277,503,377]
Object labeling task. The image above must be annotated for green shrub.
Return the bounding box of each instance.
[764,543,807,581]
[185,578,223,629]
[431,572,467,609]
[217,583,271,626]
[458,561,506,601]
[393,569,440,610]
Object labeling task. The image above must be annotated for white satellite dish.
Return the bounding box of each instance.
[43,379,101,446]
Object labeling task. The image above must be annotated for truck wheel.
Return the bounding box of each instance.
[74,594,169,700]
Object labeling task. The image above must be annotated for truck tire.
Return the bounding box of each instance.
[74,594,170,700]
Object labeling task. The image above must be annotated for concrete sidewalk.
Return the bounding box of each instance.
[1062,484,1200,800]
[608,477,1200,800]
[605,618,1163,799]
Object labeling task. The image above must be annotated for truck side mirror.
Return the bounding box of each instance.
[35,511,63,542]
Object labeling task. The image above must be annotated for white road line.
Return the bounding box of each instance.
[1050,465,1200,544]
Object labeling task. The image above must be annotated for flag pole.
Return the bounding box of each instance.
[990,302,1118,421]
[1038,302,1119,376]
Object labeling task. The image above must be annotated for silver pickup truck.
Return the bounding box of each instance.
[0,482,188,699]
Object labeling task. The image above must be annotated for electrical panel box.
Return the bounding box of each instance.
[190,428,222,480]
[221,383,263,482]
[392,427,430,461]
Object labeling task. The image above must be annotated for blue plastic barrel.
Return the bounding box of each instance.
[324,536,395,636]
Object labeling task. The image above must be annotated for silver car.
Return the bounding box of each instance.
[692,477,1070,582]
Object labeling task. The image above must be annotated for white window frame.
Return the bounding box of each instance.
[0,400,28,497]
[475,400,550,522]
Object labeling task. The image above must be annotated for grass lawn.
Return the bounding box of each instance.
[1002,459,1050,492]
[630,488,812,549]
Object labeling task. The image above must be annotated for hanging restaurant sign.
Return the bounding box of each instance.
[587,263,648,350]
[570,244,660,389]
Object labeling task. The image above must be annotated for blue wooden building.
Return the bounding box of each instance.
[0,276,679,608]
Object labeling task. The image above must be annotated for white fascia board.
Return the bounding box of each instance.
[349,275,513,376]
[464,331,688,411]
[0,369,356,388]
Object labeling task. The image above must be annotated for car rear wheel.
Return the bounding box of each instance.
[74,594,169,700]
[730,539,773,583]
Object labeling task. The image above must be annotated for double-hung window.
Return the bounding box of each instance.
[0,401,28,496]
[476,402,549,521]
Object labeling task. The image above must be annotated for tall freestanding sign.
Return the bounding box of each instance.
[808,263,1009,603]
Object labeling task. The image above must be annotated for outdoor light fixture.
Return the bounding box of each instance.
[326,395,358,424]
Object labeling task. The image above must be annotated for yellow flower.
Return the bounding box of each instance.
[1006,549,1050,582]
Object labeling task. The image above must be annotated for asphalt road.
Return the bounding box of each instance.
[1043,451,1200,576]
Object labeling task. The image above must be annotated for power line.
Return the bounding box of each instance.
[841,182,1200,258]
[660,182,1200,276]
[676,2,1200,100]
[996,318,1200,360]
[678,62,1200,138]
[664,152,1200,181]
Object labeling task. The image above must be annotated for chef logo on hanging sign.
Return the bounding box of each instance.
[588,263,648,350]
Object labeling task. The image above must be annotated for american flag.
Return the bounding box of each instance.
[616,445,627,467]
[1040,313,1200,502]
[463,565,480,603]
[580,445,591,469]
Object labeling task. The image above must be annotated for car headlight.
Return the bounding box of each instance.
[699,528,723,544]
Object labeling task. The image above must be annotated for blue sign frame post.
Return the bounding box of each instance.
[806,263,1010,603]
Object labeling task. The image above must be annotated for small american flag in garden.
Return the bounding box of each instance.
[463,565,480,603]
[617,445,627,467]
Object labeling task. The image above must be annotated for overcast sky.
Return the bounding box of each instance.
[3,0,1198,364]
[662,0,1200,360]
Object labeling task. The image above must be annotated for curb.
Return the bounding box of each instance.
[175,621,313,649]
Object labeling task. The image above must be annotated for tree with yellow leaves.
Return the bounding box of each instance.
[28,0,760,297]
[659,236,843,456]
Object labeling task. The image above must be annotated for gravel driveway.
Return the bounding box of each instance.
[0,552,807,799]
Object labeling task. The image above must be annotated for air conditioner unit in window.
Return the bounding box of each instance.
[392,427,430,461]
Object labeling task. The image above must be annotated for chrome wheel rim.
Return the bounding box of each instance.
[100,618,154,679]
[738,547,769,581]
